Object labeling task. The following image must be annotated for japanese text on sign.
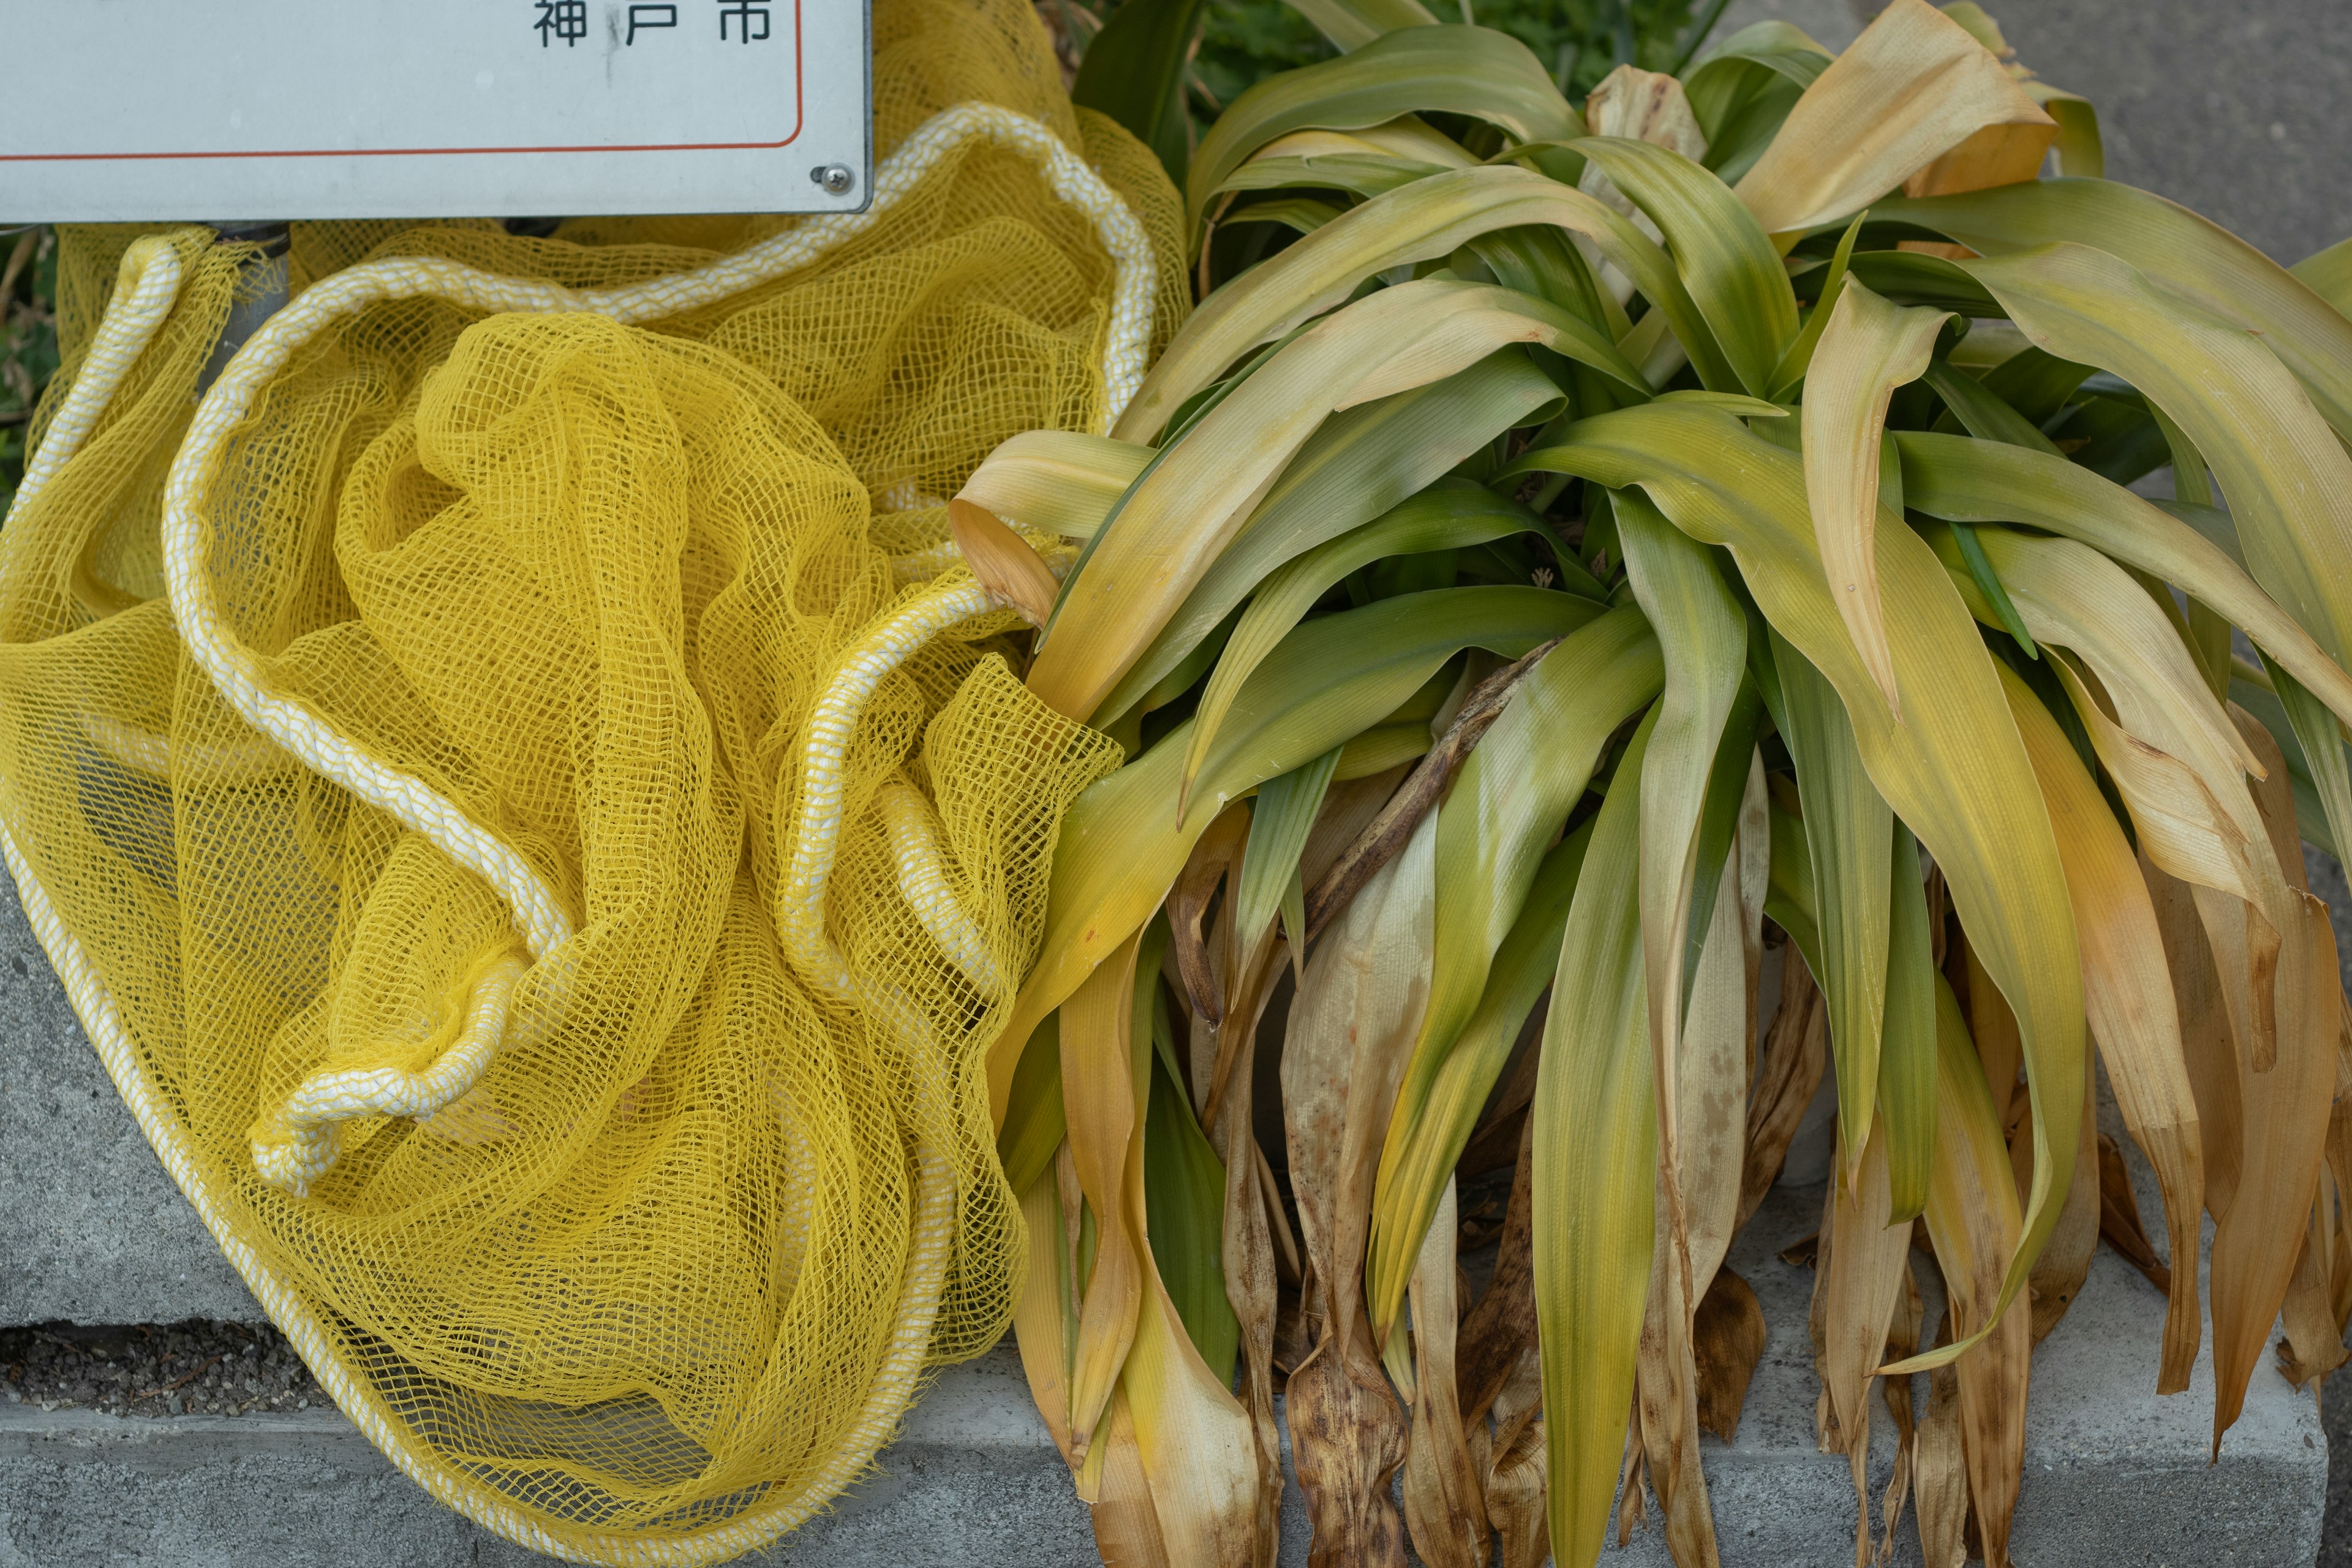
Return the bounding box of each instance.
[0,0,871,222]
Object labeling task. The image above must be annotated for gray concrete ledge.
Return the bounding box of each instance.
[0,1346,1099,1568]
[1,843,2339,1564]
[0,877,259,1327]
[1615,1167,2324,1567]
[0,1170,2323,1566]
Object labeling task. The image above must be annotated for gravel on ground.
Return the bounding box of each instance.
[0,1319,319,1419]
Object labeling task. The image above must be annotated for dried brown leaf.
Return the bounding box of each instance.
[1812,1126,1910,1568]
[1738,953,1828,1231]
[949,497,1061,628]
[1692,1268,1767,1443]
[1613,1425,1648,1548]
[1875,1259,1923,1566]
[1288,1329,1412,1568]
[1911,1351,1967,1568]
[1170,803,1253,1031]
[2003,658,2205,1385]
[2204,708,2339,1451]
[1483,1351,1551,1568]
[2023,1054,2100,1345]
[2095,1133,2173,1295]
[1209,936,1286,1566]
[1458,1120,1538,1429]
[1632,853,1749,1567]
[1920,976,2029,1568]
[2278,1185,2350,1394]
[1012,1165,1079,1468]
[2144,852,2244,1219]
[1087,1387,1174,1567]
[1635,1200,1722,1568]
[1403,1180,1490,1568]
[1281,811,1438,1563]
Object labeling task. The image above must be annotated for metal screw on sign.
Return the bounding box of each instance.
[812,165,857,197]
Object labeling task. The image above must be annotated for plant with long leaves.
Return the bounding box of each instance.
[972,0,2352,1562]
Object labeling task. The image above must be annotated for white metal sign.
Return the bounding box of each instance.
[0,0,872,222]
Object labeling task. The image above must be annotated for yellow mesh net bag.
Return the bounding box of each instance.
[0,0,1186,1556]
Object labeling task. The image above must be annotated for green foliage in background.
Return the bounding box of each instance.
[1057,0,1725,187]
[0,227,59,511]
[1198,0,1715,109]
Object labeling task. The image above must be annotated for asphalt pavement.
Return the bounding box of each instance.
[1716,0,2352,265]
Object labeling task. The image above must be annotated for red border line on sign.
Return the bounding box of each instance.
[0,0,803,164]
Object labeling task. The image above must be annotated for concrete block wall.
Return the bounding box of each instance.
[1,850,2339,1565]
[0,882,258,1328]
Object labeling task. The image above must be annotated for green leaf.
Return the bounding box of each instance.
[2024,83,2103,178]
[1800,277,1953,712]
[2231,669,2349,859]
[1468,224,1625,339]
[1074,0,1212,184]
[1573,137,1799,397]
[1123,165,1703,441]
[2145,405,2233,701]
[1973,344,2093,426]
[1880,818,1939,1222]
[2260,655,2352,878]
[1283,0,1439,52]
[1876,179,2352,445]
[1188,24,1579,225]
[1918,358,2062,458]
[1101,353,1566,724]
[1681,22,1830,184]
[1834,250,2005,317]
[1145,989,1239,1380]
[1180,474,1593,807]
[1958,244,2352,702]
[1039,281,1642,721]
[1614,486,1747,1267]
[1139,600,1247,718]
[1366,606,1665,1335]
[1233,744,1343,954]
[1770,627,1893,1185]
[1513,402,2085,1363]
[1891,432,2352,733]
[1212,151,1446,202]
[1765,793,1823,974]
[1945,519,2038,658]
[1767,209,1866,398]
[1279,864,1310,959]
[1336,720,1435,780]
[2291,236,2352,315]
[1679,677,1764,1016]
[1223,195,1351,235]
[1534,704,1658,1568]
[997,1011,1066,1197]
[1921,514,2305,1080]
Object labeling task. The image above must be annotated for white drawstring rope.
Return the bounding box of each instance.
[4,100,1154,1566]
[875,778,1012,995]
[777,575,999,997]
[249,952,532,1196]
[8,234,184,516]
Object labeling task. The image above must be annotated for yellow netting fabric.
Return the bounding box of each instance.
[0,0,1184,1558]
